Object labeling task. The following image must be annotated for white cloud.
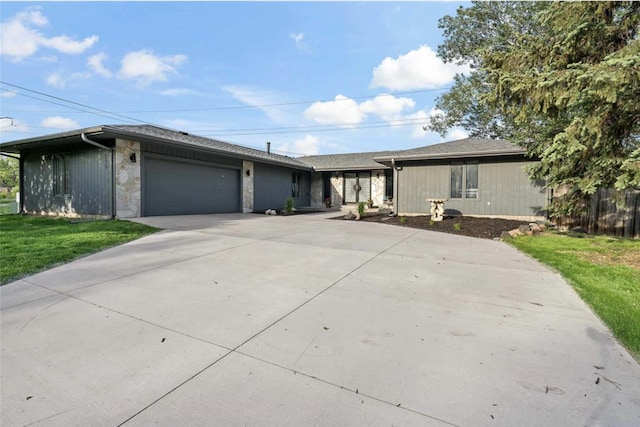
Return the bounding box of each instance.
[118,49,187,85]
[88,52,112,78]
[45,71,90,88]
[304,95,365,126]
[0,91,16,98]
[304,94,417,127]
[222,85,292,124]
[0,7,98,62]
[359,94,415,122]
[46,72,66,88]
[276,135,320,156]
[370,45,469,91]
[446,128,469,141]
[41,116,79,130]
[41,34,98,55]
[289,32,305,49]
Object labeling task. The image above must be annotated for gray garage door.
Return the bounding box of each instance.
[144,156,240,216]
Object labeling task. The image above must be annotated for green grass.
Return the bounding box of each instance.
[0,215,158,285]
[508,232,640,360]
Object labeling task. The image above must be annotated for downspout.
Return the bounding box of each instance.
[391,158,398,215]
[81,133,115,219]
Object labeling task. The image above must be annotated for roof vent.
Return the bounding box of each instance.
[180,131,189,136]
[267,141,271,154]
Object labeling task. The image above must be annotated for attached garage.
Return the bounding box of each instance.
[143,155,240,216]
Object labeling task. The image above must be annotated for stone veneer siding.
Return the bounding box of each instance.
[242,160,254,213]
[115,139,141,218]
[310,173,324,207]
[331,173,344,206]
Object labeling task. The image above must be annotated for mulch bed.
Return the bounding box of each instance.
[339,213,529,240]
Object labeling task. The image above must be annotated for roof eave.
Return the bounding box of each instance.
[0,126,106,153]
[311,165,389,172]
[100,126,311,170]
[373,149,526,162]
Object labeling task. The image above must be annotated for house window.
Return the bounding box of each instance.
[291,172,300,198]
[450,161,478,199]
[384,169,393,200]
[53,154,69,196]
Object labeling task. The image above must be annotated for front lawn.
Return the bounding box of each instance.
[0,215,158,285]
[508,233,640,360]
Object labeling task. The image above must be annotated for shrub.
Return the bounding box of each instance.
[400,216,407,223]
[357,202,366,218]
[284,197,295,215]
[454,222,462,231]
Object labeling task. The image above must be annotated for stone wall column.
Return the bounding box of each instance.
[331,173,343,206]
[115,139,141,218]
[310,172,323,207]
[242,160,254,213]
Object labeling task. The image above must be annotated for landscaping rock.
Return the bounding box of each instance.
[500,231,513,240]
[344,211,356,220]
[509,229,523,237]
[518,224,531,233]
[529,223,542,232]
[570,226,587,234]
[355,212,361,221]
[378,208,392,215]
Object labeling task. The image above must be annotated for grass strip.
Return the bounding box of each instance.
[0,215,158,285]
[508,233,640,360]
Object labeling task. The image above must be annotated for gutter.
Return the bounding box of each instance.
[81,132,116,219]
[373,149,526,163]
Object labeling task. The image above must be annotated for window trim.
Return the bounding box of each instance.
[53,154,69,196]
[450,161,479,200]
[291,172,300,198]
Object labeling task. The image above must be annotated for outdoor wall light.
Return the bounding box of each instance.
[129,153,136,163]
[246,169,251,177]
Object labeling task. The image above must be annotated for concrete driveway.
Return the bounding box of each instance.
[2,213,639,427]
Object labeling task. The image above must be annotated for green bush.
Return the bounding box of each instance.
[358,202,366,218]
[400,216,407,223]
[454,223,462,231]
[284,197,295,215]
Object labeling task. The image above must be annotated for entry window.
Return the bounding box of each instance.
[384,169,393,200]
[450,161,478,199]
[53,154,69,196]
[291,172,300,198]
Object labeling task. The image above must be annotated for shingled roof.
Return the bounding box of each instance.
[0,124,312,170]
[297,138,525,170]
[373,138,525,162]
[297,150,399,171]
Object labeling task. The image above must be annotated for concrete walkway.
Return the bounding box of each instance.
[2,213,639,426]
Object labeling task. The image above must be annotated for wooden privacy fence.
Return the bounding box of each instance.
[555,189,640,239]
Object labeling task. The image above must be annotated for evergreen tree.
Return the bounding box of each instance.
[431,1,640,216]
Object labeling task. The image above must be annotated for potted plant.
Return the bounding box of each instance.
[324,197,332,208]
[367,198,374,208]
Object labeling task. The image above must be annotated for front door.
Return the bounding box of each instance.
[343,172,371,204]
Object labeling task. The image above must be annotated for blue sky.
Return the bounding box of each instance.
[0,1,470,156]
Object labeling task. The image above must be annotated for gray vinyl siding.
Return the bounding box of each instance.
[141,142,242,168]
[397,159,547,217]
[253,163,311,211]
[22,145,112,215]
